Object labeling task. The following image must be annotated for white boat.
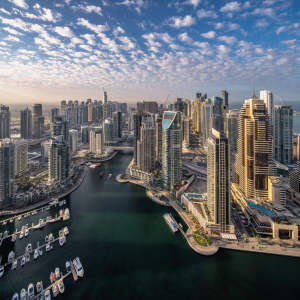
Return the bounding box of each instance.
[31,211,34,216]
[108,174,112,179]
[18,216,22,221]
[19,231,24,239]
[39,248,43,256]
[59,201,63,206]
[2,220,7,225]
[34,250,38,260]
[10,218,14,223]
[59,210,63,217]
[49,233,53,241]
[27,283,34,299]
[52,285,59,298]
[63,200,66,205]
[59,230,63,237]
[45,236,49,243]
[36,281,42,293]
[27,243,32,253]
[8,251,15,263]
[25,229,29,237]
[4,230,9,238]
[21,256,25,266]
[34,219,46,229]
[64,227,69,235]
[59,237,64,246]
[64,208,70,220]
[44,290,51,300]
[12,293,19,300]
[58,279,65,293]
[50,272,55,283]
[20,289,26,300]
[46,244,50,252]
[73,257,84,277]
[12,259,17,270]
[26,253,30,263]
[11,234,17,242]
[65,261,71,272]
[163,213,178,232]
[0,265,4,277]
[55,267,60,280]
[46,206,50,211]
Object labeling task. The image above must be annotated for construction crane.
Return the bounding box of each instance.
[161,94,170,116]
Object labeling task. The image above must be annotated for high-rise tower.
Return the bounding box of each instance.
[0,104,11,139]
[260,90,274,125]
[20,108,32,139]
[32,104,44,137]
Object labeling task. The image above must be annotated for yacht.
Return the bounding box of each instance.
[45,236,49,243]
[12,259,17,270]
[27,283,34,299]
[26,243,32,253]
[64,208,70,220]
[34,219,46,229]
[59,210,64,217]
[59,237,64,247]
[59,201,63,206]
[2,220,7,225]
[36,281,42,294]
[0,265,4,277]
[20,289,26,300]
[73,257,84,277]
[19,231,24,239]
[4,230,9,238]
[44,290,51,300]
[46,216,52,222]
[46,206,50,211]
[58,279,65,293]
[65,261,71,272]
[12,293,19,300]
[21,225,25,231]
[55,267,60,280]
[49,233,53,241]
[39,248,43,256]
[9,218,14,223]
[18,216,22,221]
[8,251,15,263]
[64,227,69,235]
[59,230,63,237]
[11,234,17,242]
[21,256,25,266]
[108,174,112,179]
[63,200,66,205]
[25,229,29,237]
[52,285,59,298]
[34,249,38,260]
[46,244,50,252]
[50,272,55,283]
[31,211,34,216]
[26,253,30,263]
[163,213,178,232]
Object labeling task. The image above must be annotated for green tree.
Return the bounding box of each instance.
[277,238,282,246]
[242,233,248,243]
[267,237,271,245]
[291,239,296,247]
[255,234,261,244]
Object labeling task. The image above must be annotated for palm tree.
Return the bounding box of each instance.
[291,239,296,247]
[267,237,271,245]
[277,238,282,246]
[242,233,248,242]
[255,234,261,244]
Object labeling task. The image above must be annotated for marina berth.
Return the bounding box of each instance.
[65,261,71,272]
[39,248,43,256]
[163,213,178,232]
[36,282,42,293]
[21,257,25,266]
[58,279,65,293]
[73,257,84,277]
[26,254,30,263]
[27,283,34,299]
[59,237,64,247]
[44,290,51,300]
[52,284,59,298]
[108,174,112,180]
[19,231,24,239]
[25,229,29,237]
[64,209,70,220]
[20,289,26,300]
[12,260,17,270]
[34,250,38,260]
[55,267,60,280]
[64,227,69,235]
[11,235,16,242]
[46,244,50,252]
[26,243,32,253]
[4,230,9,238]
[12,292,19,300]
[8,251,15,263]
[49,233,53,242]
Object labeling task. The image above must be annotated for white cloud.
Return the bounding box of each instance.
[197,9,218,19]
[0,17,30,31]
[252,8,276,18]
[282,39,297,45]
[255,47,265,55]
[218,36,237,44]
[119,36,136,50]
[193,41,213,55]
[34,37,50,48]
[77,18,109,34]
[238,40,252,49]
[255,19,269,28]
[64,0,71,4]
[142,32,174,49]
[276,26,286,34]
[201,31,216,39]
[243,1,251,9]
[4,35,20,42]
[79,44,94,51]
[102,0,109,6]
[71,3,103,16]
[81,34,96,45]
[182,0,201,8]
[2,27,24,35]
[167,15,196,28]
[18,49,36,55]
[219,1,241,13]
[8,0,28,9]
[0,41,9,46]
[178,32,193,43]
[218,45,230,54]
[215,22,224,30]
[113,27,125,35]
[228,23,240,30]
[169,44,185,50]
[39,32,62,45]
[115,0,148,15]
[71,37,84,44]
[0,8,11,15]
[54,26,75,38]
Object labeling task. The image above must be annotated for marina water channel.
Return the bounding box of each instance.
[0,150,299,300]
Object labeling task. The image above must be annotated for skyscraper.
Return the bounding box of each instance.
[144,101,157,114]
[162,111,182,189]
[32,104,44,137]
[81,125,91,144]
[20,108,32,139]
[90,127,104,154]
[112,111,122,140]
[0,139,14,209]
[69,129,78,153]
[260,90,274,125]
[103,89,107,104]
[273,105,293,164]
[181,116,190,144]
[207,129,233,233]
[14,139,28,176]
[155,115,162,162]
[61,100,67,115]
[0,104,11,139]
[222,90,228,107]
[103,119,114,143]
[50,108,60,125]
[51,116,69,142]
[225,110,239,153]
[103,103,110,119]
[48,135,70,182]
[235,95,273,199]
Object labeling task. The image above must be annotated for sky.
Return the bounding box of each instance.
[0,0,299,105]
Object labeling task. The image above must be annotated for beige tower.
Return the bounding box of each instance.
[235,95,273,199]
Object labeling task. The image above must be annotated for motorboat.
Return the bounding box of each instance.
[65,261,71,272]
[8,251,15,263]
[27,283,34,299]
[12,293,19,300]
[34,250,38,260]
[58,279,65,293]
[3,230,9,238]
[31,211,34,216]
[50,272,55,283]
[0,265,4,277]
[73,257,84,277]
[59,237,64,247]
[21,256,25,266]
[21,226,25,231]
[19,231,24,239]
[9,218,14,223]
[59,201,63,206]
[11,234,17,242]
[36,281,42,293]
[2,220,7,225]
[25,224,28,229]
[45,236,49,243]
[64,227,69,235]
[46,206,50,211]
[108,174,112,179]
[46,216,52,222]
[52,285,59,298]
[44,290,51,300]
[20,289,26,300]
[55,267,60,280]
[59,230,63,237]
[12,259,17,270]
[26,253,30,263]
[34,219,46,229]
[59,210,63,217]
[25,229,29,237]
[46,244,50,252]
[49,233,53,242]
[26,243,32,253]
[39,248,43,256]
[64,208,70,220]
[18,216,22,221]
[63,200,66,205]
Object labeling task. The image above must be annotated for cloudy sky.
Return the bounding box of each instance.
[0,0,299,104]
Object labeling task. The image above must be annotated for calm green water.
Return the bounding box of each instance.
[0,151,299,300]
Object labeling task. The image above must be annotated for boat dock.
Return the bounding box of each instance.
[69,259,78,281]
